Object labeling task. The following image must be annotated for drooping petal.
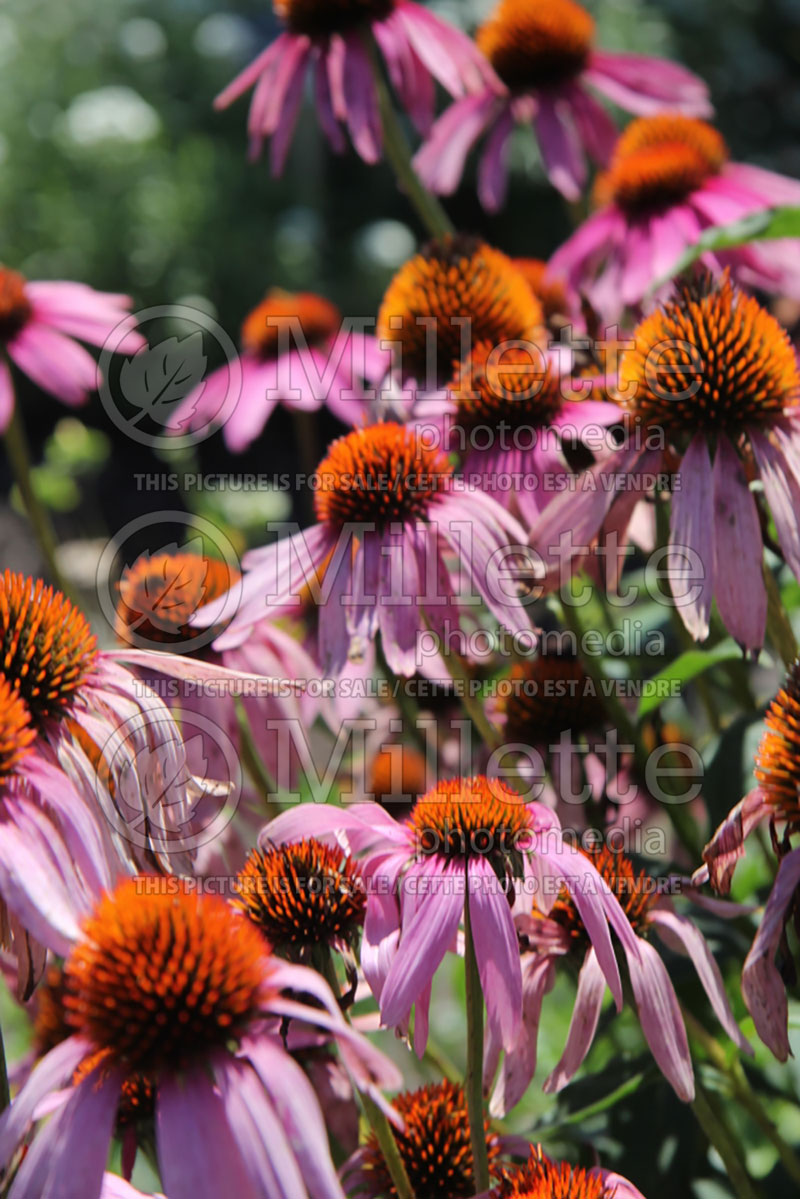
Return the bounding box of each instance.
[649,907,751,1054]
[413,91,502,196]
[702,788,771,894]
[488,954,556,1118]
[7,322,97,406]
[712,434,766,653]
[544,947,607,1093]
[468,857,523,1050]
[0,356,13,432]
[0,1037,91,1169]
[750,425,800,582]
[157,1069,260,1199]
[628,938,695,1101]
[669,434,715,640]
[533,93,586,202]
[741,847,800,1062]
[584,51,711,117]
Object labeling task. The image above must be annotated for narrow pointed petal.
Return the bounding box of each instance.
[469,857,523,1050]
[544,947,606,1093]
[670,434,714,640]
[712,434,766,652]
[742,847,800,1062]
[628,938,695,1101]
[489,955,556,1118]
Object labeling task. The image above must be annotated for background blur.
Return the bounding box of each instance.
[3,0,800,578]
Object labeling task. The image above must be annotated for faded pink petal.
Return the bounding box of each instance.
[469,856,523,1050]
[585,51,711,117]
[544,946,606,1093]
[488,954,556,1118]
[712,434,766,652]
[742,846,800,1062]
[628,937,694,1102]
[670,434,715,640]
[702,788,771,893]
[649,907,751,1054]
[533,93,586,202]
[414,90,504,197]
[0,357,14,432]
[750,426,800,582]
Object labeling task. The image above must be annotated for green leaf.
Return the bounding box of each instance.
[652,206,800,291]
[637,641,742,720]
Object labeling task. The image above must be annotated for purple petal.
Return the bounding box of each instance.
[341,33,382,164]
[742,847,800,1061]
[564,84,618,164]
[628,938,694,1101]
[533,93,586,202]
[157,1069,260,1199]
[712,434,766,652]
[468,857,523,1050]
[215,34,291,110]
[380,864,465,1038]
[750,426,800,581]
[7,322,97,405]
[544,947,606,1093]
[585,51,711,117]
[478,105,515,212]
[670,434,715,640]
[489,954,556,1117]
[413,91,502,197]
[649,907,751,1054]
[702,788,770,893]
[0,356,13,432]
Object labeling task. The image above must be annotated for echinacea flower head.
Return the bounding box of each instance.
[703,660,800,1060]
[216,0,490,172]
[199,420,535,674]
[115,550,240,648]
[170,288,385,452]
[488,842,749,1115]
[377,235,544,386]
[0,674,36,781]
[235,838,366,956]
[345,1079,503,1198]
[262,776,639,1058]
[420,336,618,520]
[532,273,800,652]
[414,0,710,210]
[0,266,144,430]
[549,114,800,315]
[0,874,400,1199]
[491,1147,647,1199]
[513,258,575,327]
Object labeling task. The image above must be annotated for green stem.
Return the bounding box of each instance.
[363,31,454,241]
[441,646,501,752]
[684,1008,800,1187]
[4,401,71,598]
[360,1092,416,1199]
[464,882,490,1194]
[691,1082,762,1199]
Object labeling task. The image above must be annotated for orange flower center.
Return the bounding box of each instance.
[377,236,544,384]
[369,741,429,817]
[235,838,366,950]
[0,268,32,341]
[499,654,605,745]
[361,1080,503,1198]
[543,845,656,945]
[0,673,35,780]
[449,340,564,434]
[408,776,533,863]
[240,290,342,360]
[492,1149,611,1198]
[477,0,595,91]
[274,0,394,38]
[63,880,269,1074]
[115,550,240,648]
[594,115,728,214]
[513,259,570,324]
[314,422,453,529]
[0,571,97,726]
[73,1050,156,1132]
[754,661,800,823]
[619,272,800,435]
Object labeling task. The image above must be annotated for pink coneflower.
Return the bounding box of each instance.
[531,273,800,653]
[491,1146,647,1199]
[195,421,535,675]
[702,660,800,1061]
[0,570,275,873]
[216,0,490,172]
[548,115,800,316]
[0,268,143,429]
[487,845,749,1116]
[0,869,400,1199]
[170,290,388,452]
[260,776,641,1059]
[413,340,619,523]
[414,0,710,209]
